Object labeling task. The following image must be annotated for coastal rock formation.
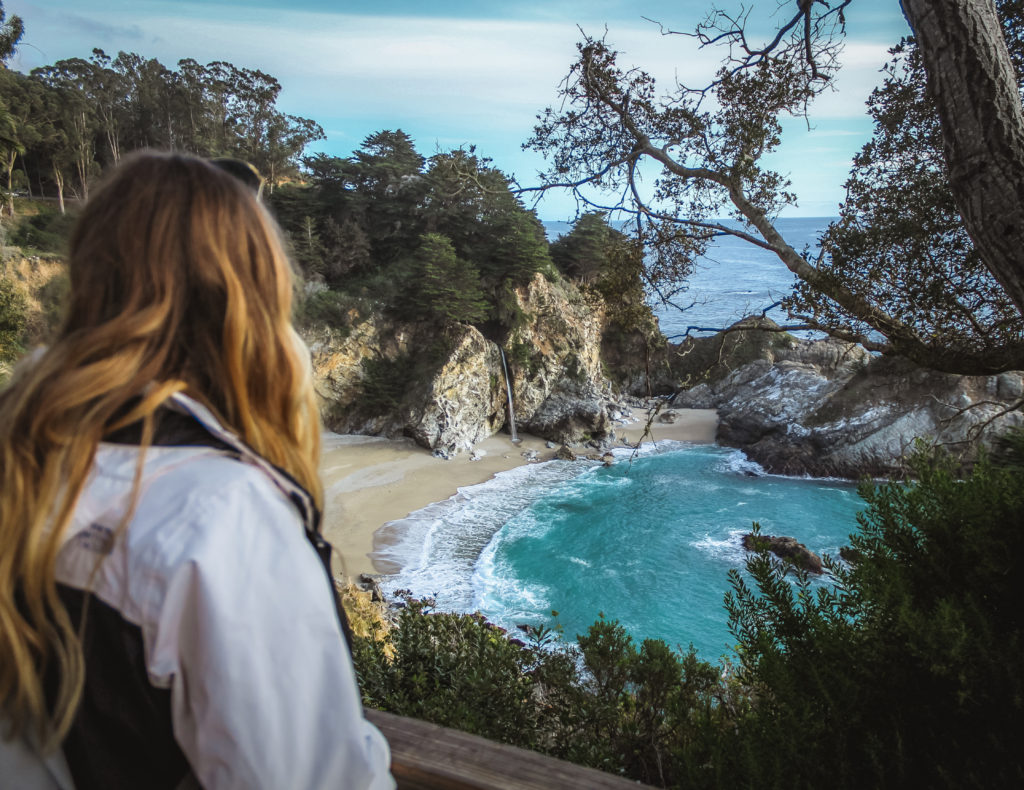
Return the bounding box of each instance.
[507,274,612,445]
[308,319,506,457]
[307,273,619,456]
[554,445,577,461]
[671,318,1024,477]
[742,533,824,574]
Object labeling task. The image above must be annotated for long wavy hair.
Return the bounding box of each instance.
[0,152,322,747]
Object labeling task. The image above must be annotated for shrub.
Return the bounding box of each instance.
[297,287,357,331]
[0,275,27,362]
[351,597,725,787]
[723,446,1024,788]
[353,441,1024,788]
[6,208,75,255]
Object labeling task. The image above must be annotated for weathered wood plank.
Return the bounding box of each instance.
[365,709,655,790]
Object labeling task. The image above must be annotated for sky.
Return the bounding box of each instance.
[5,0,912,220]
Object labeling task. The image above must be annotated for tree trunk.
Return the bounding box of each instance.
[2,151,14,218]
[901,0,1024,315]
[53,166,65,215]
[21,158,31,199]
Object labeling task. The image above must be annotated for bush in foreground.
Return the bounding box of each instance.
[351,443,1024,788]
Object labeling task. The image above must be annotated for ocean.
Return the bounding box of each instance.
[375,443,863,661]
[375,216,860,661]
[544,215,835,339]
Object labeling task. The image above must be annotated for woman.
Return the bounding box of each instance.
[0,153,393,789]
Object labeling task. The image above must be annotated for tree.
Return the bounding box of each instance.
[423,148,553,286]
[351,130,428,264]
[788,19,1024,370]
[527,0,1024,374]
[322,217,372,286]
[406,233,489,325]
[901,0,1024,318]
[550,212,618,284]
[0,1,23,65]
[32,60,100,201]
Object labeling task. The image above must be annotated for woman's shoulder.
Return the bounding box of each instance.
[60,445,310,625]
[93,443,295,517]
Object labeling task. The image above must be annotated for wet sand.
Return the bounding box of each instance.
[319,408,719,578]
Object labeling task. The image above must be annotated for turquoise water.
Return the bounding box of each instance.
[376,443,864,661]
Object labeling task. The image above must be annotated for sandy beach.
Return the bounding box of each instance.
[319,407,718,578]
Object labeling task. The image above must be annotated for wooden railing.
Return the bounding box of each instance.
[365,709,655,790]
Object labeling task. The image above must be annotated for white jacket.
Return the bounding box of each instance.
[0,394,394,790]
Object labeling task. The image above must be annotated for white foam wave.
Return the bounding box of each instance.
[375,458,590,611]
[717,450,767,477]
[691,528,748,564]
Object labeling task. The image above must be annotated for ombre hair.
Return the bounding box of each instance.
[0,151,323,747]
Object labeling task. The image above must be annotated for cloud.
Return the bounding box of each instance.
[8,0,906,218]
[60,13,146,44]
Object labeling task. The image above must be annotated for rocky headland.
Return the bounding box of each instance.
[668,318,1024,478]
[306,272,636,458]
[303,269,1024,478]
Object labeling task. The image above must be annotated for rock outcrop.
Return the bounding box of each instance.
[307,273,621,456]
[671,318,1024,477]
[309,319,506,457]
[507,275,612,445]
[742,533,824,574]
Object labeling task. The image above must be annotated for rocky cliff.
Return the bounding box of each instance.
[307,273,625,457]
[670,319,1024,477]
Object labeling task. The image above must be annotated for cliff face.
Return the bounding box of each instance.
[507,275,611,444]
[306,273,619,456]
[670,319,1024,477]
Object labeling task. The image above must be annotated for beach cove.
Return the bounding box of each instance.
[320,408,719,578]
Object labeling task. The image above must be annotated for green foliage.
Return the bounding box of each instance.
[405,233,489,326]
[355,443,1024,787]
[33,268,68,344]
[723,447,1024,788]
[2,26,323,207]
[296,287,357,332]
[550,211,614,284]
[423,148,553,287]
[354,598,542,745]
[6,205,75,254]
[506,337,536,375]
[0,274,27,362]
[551,212,656,336]
[352,597,724,787]
[0,2,24,65]
[358,354,410,415]
[282,138,552,331]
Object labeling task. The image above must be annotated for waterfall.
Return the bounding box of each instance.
[498,347,520,443]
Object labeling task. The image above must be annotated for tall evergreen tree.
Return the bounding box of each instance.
[408,233,488,325]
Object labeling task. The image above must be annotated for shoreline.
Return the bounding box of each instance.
[319,408,718,578]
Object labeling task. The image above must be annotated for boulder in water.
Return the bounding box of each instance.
[555,445,577,461]
[742,533,823,574]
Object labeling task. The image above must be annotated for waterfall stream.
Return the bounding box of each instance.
[498,347,519,443]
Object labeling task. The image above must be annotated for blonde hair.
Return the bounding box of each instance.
[0,152,323,747]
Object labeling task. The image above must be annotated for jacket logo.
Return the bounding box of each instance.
[72,523,116,555]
